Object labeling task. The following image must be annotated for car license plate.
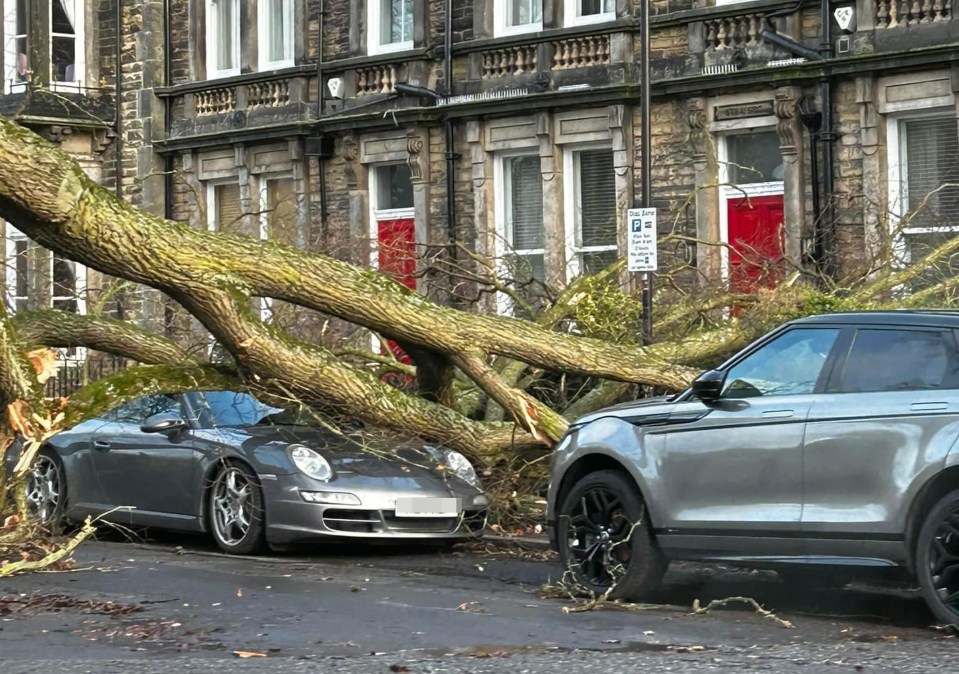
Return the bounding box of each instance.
[394,497,460,518]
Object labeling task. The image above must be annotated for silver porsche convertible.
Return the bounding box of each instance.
[5,390,488,553]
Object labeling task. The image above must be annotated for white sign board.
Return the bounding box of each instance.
[627,208,658,272]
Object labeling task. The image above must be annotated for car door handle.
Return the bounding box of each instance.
[761,410,794,419]
[93,440,111,450]
[911,402,949,411]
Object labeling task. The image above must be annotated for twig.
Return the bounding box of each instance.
[691,596,794,629]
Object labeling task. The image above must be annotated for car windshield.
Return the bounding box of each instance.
[194,391,319,428]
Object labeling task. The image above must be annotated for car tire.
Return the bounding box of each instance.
[917,489,959,625]
[209,462,266,555]
[25,448,67,532]
[556,470,666,600]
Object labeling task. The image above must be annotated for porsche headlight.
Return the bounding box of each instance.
[440,449,482,490]
[288,445,333,482]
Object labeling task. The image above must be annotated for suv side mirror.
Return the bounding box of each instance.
[141,412,187,435]
[691,370,725,402]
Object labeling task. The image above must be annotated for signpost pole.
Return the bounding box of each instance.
[640,0,653,346]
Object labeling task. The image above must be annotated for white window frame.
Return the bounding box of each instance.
[367,0,414,56]
[206,0,241,79]
[493,152,544,315]
[2,0,86,93]
[494,0,543,38]
[3,0,26,93]
[563,144,618,279]
[887,111,959,266]
[716,130,784,286]
[564,0,615,27]
[5,222,87,362]
[257,0,294,70]
[50,0,84,91]
[368,162,416,270]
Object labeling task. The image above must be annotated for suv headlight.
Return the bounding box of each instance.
[288,445,333,482]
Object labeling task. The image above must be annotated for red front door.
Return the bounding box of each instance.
[377,216,416,290]
[727,194,785,294]
[376,216,416,366]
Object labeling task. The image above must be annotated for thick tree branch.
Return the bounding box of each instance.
[12,310,193,365]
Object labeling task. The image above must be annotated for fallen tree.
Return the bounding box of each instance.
[1,117,958,559]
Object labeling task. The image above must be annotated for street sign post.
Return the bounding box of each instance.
[627,208,658,272]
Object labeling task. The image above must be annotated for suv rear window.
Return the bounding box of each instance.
[840,329,959,392]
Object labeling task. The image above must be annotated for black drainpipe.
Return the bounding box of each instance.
[163,0,173,222]
[114,0,123,198]
[443,0,457,250]
[818,0,835,279]
[316,0,329,228]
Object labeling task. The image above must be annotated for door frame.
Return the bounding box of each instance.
[717,131,784,287]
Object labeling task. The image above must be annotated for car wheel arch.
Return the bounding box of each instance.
[554,454,655,528]
[198,455,264,533]
[905,465,959,573]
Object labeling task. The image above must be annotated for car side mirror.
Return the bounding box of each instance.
[691,370,725,402]
[141,412,187,435]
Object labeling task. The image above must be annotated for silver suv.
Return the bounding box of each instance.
[547,311,959,623]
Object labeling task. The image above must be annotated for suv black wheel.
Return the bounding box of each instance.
[917,489,959,624]
[556,470,666,600]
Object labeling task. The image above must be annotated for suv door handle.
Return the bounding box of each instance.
[911,402,948,411]
[93,440,111,450]
[761,410,794,419]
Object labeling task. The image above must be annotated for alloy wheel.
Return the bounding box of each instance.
[212,467,255,546]
[926,507,959,616]
[26,455,60,524]
[566,486,636,588]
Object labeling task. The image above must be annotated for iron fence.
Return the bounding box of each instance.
[43,356,133,399]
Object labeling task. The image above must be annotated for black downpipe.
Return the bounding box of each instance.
[818,0,835,278]
[114,0,123,198]
[316,0,328,228]
[163,0,173,222]
[444,0,456,249]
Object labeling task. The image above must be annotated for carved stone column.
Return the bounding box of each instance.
[466,120,496,313]
[608,104,634,286]
[342,135,369,266]
[775,86,805,269]
[406,127,431,258]
[687,97,719,282]
[536,111,564,286]
[857,77,883,268]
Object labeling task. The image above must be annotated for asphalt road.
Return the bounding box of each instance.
[0,534,955,673]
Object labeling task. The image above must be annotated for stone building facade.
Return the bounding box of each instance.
[2,0,959,357]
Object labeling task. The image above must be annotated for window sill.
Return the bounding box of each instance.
[368,41,415,57]
[565,14,616,28]
[493,23,544,39]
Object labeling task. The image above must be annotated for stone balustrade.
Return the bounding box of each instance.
[195,86,236,115]
[481,45,539,78]
[247,79,291,108]
[703,13,764,51]
[356,64,398,95]
[552,35,610,70]
[876,0,951,27]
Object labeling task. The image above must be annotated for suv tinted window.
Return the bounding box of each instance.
[840,329,959,392]
[722,328,840,398]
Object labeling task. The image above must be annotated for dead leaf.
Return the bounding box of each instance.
[27,349,59,384]
[389,666,410,673]
[8,400,31,436]
[232,650,267,658]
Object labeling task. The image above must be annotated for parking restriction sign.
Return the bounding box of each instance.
[626,208,658,272]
